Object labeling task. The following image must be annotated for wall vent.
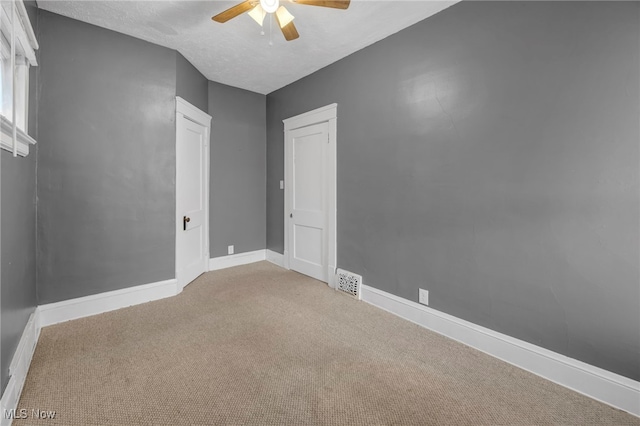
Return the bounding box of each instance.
[336,269,362,299]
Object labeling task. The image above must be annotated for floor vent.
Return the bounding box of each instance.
[336,269,362,300]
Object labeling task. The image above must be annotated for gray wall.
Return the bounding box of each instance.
[1,1,39,393]
[1,154,37,393]
[266,1,639,380]
[209,82,266,257]
[37,11,177,304]
[176,52,208,113]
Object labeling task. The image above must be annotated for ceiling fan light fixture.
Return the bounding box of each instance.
[248,4,266,25]
[212,0,350,42]
[260,0,279,14]
[275,6,294,28]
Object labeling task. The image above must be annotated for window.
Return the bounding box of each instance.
[0,0,38,157]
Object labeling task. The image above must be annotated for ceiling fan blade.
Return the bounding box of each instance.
[278,20,300,41]
[292,0,350,9]
[212,1,256,23]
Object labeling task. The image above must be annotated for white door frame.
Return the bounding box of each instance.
[175,96,212,291]
[283,103,337,287]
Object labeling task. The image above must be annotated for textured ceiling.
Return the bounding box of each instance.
[38,1,457,95]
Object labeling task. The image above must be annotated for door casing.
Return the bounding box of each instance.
[175,96,212,291]
[283,103,337,287]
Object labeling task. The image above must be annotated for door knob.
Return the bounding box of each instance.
[183,216,191,231]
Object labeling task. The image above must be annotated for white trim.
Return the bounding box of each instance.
[37,279,179,327]
[0,311,40,426]
[326,114,337,288]
[0,116,35,157]
[209,249,266,271]
[266,249,285,268]
[328,264,337,289]
[283,104,337,285]
[15,0,38,52]
[0,1,37,65]
[176,97,212,126]
[283,103,338,131]
[175,96,211,290]
[360,284,640,418]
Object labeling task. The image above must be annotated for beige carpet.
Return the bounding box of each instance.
[15,262,639,425]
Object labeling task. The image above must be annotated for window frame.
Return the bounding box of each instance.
[0,0,38,157]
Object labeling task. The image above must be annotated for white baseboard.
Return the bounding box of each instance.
[38,278,179,327]
[0,311,41,426]
[209,249,266,271]
[266,250,284,268]
[360,284,640,418]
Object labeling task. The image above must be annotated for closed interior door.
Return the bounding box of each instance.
[176,115,208,289]
[288,122,329,282]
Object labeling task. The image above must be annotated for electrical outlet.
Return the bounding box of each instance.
[419,288,429,306]
[228,245,234,255]
[279,180,284,190]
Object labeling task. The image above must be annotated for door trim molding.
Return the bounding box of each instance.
[175,96,212,291]
[283,103,337,131]
[283,104,337,286]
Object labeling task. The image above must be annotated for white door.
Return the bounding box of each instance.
[176,98,210,290]
[287,122,329,282]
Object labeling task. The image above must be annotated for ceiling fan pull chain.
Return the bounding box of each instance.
[269,13,273,46]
